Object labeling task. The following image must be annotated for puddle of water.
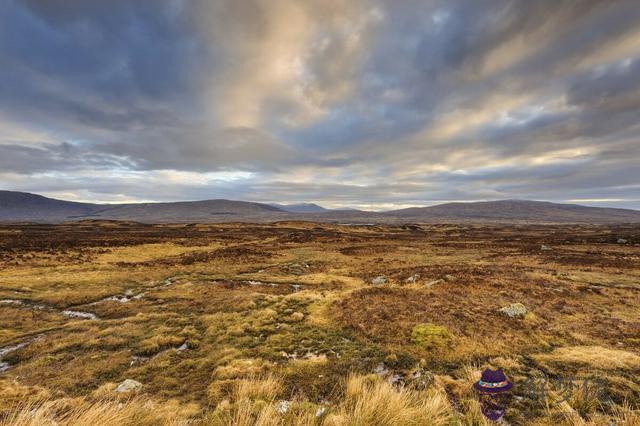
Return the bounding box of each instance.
[62,310,98,320]
[1,299,98,319]
[0,299,46,310]
[245,280,278,287]
[0,299,23,305]
[90,292,145,306]
[104,295,131,303]
[0,341,30,358]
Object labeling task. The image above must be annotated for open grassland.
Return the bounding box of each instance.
[0,221,639,425]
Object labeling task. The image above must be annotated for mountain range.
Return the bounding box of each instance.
[1,190,640,224]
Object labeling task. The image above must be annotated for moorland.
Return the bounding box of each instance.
[0,221,638,425]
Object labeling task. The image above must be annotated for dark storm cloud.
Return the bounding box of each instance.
[0,142,136,173]
[0,0,639,208]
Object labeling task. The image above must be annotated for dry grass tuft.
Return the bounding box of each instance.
[534,346,640,371]
[234,375,283,402]
[330,374,456,425]
[0,398,183,426]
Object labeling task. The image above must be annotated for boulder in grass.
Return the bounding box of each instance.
[499,303,528,318]
[115,379,142,393]
[371,275,387,285]
[617,238,628,244]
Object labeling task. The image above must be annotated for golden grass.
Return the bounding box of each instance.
[2,374,640,425]
[331,374,455,426]
[534,346,640,371]
[1,222,640,424]
[0,398,183,426]
[234,375,283,401]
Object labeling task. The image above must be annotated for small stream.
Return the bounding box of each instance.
[0,335,44,373]
[0,299,99,320]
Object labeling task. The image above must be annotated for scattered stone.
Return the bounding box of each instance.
[405,274,420,284]
[617,238,628,244]
[374,363,389,376]
[130,356,149,366]
[540,244,553,251]
[176,343,188,352]
[499,303,528,318]
[409,366,433,389]
[275,400,290,414]
[283,351,298,360]
[115,379,143,393]
[371,275,387,285]
[387,374,405,388]
[315,407,327,417]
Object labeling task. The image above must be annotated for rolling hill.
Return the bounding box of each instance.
[0,191,285,223]
[384,200,640,223]
[1,191,640,224]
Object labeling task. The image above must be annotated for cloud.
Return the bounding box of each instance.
[0,0,639,208]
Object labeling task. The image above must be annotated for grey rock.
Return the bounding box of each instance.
[405,274,420,284]
[617,238,628,244]
[499,303,528,318]
[129,356,149,366]
[374,363,389,376]
[275,400,290,414]
[540,244,553,251]
[115,379,142,393]
[371,275,388,285]
[387,374,405,387]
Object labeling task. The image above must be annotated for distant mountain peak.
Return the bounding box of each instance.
[268,202,329,213]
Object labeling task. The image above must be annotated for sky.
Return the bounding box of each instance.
[1,0,639,210]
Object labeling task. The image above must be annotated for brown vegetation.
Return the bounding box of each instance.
[0,222,638,424]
